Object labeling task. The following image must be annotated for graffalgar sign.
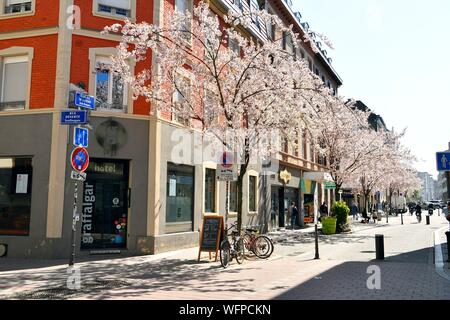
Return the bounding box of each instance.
[81,182,95,246]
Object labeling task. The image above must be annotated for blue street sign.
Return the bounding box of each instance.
[74,127,89,148]
[61,110,88,125]
[436,152,450,171]
[74,92,96,110]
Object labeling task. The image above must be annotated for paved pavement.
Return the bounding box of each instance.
[0,211,449,300]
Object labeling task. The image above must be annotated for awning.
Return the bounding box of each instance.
[303,171,334,183]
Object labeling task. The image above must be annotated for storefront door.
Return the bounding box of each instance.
[81,159,129,250]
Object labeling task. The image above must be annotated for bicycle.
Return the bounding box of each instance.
[220,222,245,269]
[242,227,274,259]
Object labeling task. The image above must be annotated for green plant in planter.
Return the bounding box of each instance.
[321,217,337,235]
[331,201,350,233]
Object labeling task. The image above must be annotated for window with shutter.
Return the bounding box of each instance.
[0,56,28,111]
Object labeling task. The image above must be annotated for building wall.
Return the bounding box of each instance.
[0,114,53,258]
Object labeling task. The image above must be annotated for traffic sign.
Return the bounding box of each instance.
[75,92,96,110]
[71,170,87,181]
[71,147,89,173]
[221,152,234,168]
[218,152,237,181]
[61,110,88,125]
[436,152,450,171]
[73,127,89,148]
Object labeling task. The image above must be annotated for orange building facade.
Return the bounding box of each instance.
[0,0,342,259]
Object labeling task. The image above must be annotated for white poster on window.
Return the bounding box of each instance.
[169,178,177,197]
[16,174,28,194]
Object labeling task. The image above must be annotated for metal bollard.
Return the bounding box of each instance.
[426,215,430,225]
[446,232,450,263]
[375,234,385,260]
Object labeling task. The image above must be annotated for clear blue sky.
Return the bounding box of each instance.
[293,0,450,178]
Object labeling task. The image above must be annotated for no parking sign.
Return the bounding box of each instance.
[71,147,89,173]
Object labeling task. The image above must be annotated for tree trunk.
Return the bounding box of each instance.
[237,149,250,234]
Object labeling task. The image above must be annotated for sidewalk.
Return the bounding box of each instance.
[437,227,450,279]
[269,217,391,245]
[1,215,448,300]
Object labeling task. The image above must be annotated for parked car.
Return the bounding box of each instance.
[392,195,407,214]
[428,200,442,209]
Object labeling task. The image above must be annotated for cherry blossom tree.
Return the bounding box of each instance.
[303,93,374,193]
[103,1,326,232]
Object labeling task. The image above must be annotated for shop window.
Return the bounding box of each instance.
[166,163,194,230]
[3,0,32,14]
[204,168,216,213]
[0,55,28,111]
[249,175,257,212]
[95,57,127,113]
[95,0,132,18]
[0,157,32,236]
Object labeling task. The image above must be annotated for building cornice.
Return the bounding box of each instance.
[0,26,58,40]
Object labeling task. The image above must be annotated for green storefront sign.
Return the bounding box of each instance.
[324,181,336,190]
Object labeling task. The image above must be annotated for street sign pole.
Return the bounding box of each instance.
[225,181,229,230]
[69,181,78,266]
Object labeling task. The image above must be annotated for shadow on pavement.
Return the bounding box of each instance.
[273,246,450,300]
[0,255,263,300]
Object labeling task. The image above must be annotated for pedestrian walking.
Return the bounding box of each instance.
[320,202,328,221]
[290,202,299,229]
[351,201,358,220]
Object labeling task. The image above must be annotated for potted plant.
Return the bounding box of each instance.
[331,201,350,233]
[321,216,337,235]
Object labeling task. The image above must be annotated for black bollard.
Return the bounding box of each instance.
[375,234,384,260]
[426,215,430,225]
[446,232,450,263]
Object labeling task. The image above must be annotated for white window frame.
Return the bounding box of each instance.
[88,48,134,115]
[92,0,136,21]
[0,0,35,18]
[248,173,259,214]
[0,47,33,111]
[94,56,128,113]
[203,164,219,214]
[174,0,193,44]
[172,71,192,126]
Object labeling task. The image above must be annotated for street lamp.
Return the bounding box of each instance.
[338,190,343,202]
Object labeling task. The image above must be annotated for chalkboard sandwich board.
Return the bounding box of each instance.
[198,215,225,262]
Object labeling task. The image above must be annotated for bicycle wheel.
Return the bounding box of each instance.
[253,236,273,259]
[220,240,231,268]
[234,238,245,264]
[242,233,255,255]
